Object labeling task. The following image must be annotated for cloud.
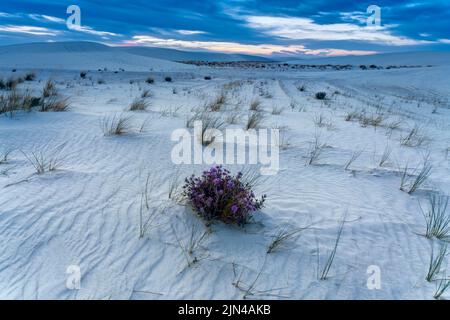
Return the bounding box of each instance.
[69,25,121,37]
[29,14,66,24]
[244,15,432,46]
[176,29,208,35]
[438,39,450,44]
[123,35,376,56]
[0,25,60,36]
[28,13,121,37]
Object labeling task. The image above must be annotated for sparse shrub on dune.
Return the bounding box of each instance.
[145,76,154,84]
[359,114,384,128]
[129,98,149,111]
[271,106,283,115]
[306,132,326,165]
[101,114,133,136]
[245,112,264,130]
[379,145,392,167]
[426,244,447,282]
[5,77,19,90]
[315,92,327,100]
[400,157,432,194]
[22,143,66,174]
[345,110,360,122]
[0,90,40,116]
[434,277,450,299]
[24,72,36,81]
[319,217,345,280]
[226,112,240,124]
[43,80,58,98]
[204,76,212,80]
[250,99,262,111]
[141,89,152,98]
[208,91,227,112]
[183,165,266,226]
[420,193,450,240]
[80,71,87,79]
[0,147,13,164]
[165,76,172,82]
[198,116,224,146]
[400,125,427,147]
[39,96,70,112]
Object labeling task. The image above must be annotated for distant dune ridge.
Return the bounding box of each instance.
[287,51,450,66]
[0,41,270,71]
[0,41,449,71]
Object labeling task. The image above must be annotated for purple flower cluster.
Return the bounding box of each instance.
[183,166,266,226]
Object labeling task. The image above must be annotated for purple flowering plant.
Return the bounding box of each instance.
[182,165,266,226]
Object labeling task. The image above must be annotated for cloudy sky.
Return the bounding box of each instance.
[0,0,449,57]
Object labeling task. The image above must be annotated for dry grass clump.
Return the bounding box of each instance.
[0,90,41,116]
[43,80,58,98]
[24,72,36,81]
[250,99,262,111]
[3,77,21,90]
[101,114,133,136]
[208,91,227,112]
[399,157,432,194]
[271,106,283,115]
[198,116,225,146]
[129,98,150,111]
[37,80,70,112]
[22,143,66,174]
[245,111,264,130]
[400,125,428,147]
[39,96,70,112]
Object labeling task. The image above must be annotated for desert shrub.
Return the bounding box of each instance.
[0,79,5,90]
[145,76,154,84]
[315,92,327,100]
[183,165,266,226]
[165,76,172,82]
[80,71,87,79]
[24,72,36,81]
[204,76,212,80]
[97,79,105,84]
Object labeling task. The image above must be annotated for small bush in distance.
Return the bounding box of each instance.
[315,92,327,100]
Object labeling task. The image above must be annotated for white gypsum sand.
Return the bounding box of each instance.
[0,43,450,299]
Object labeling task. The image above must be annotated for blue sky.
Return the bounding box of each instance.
[0,0,449,57]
